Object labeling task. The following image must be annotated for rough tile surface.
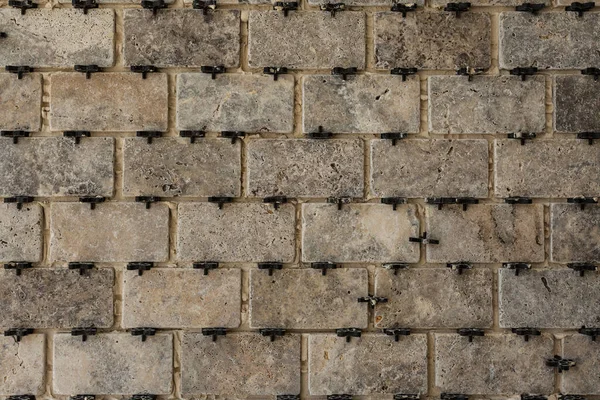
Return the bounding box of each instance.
[53,333,173,395]
[499,12,600,69]
[435,333,554,394]
[123,10,240,67]
[248,11,366,69]
[0,268,114,329]
[370,139,489,198]
[181,333,300,396]
[0,73,41,131]
[428,76,545,134]
[431,0,548,5]
[123,138,241,197]
[123,268,241,329]
[308,334,427,395]
[374,268,493,328]
[0,203,43,262]
[0,137,114,197]
[177,73,294,133]
[50,203,169,262]
[0,334,45,395]
[0,9,114,67]
[554,75,600,133]
[309,0,423,4]
[426,204,545,263]
[50,73,168,132]
[249,268,368,329]
[562,335,600,394]
[499,268,600,328]
[494,140,600,198]
[177,203,296,262]
[551,204,600,263]
[246,139,364,198]
[302,204,420,263]
[375,12,491,70]
[303,75,420,133]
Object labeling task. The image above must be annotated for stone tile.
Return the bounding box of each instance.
[428,76,545,134]
[177,203,295,262]
[302,75,420,134]
[123,268,241,329]
[494,140,600,198]
[0,9,114,67]
[301,204,420,263]
[0,334,45,395]
[0,268,114,329]
[177,73,294,133]
[50,73,168,132]
[431,0,548,5]
[498,269,600,329]
[309,0,423,4]
[562,335,600,394]
[551,204,600,263]
[123,10,239,68]
[0,73,41,131]
[50,203,169,262]
[249,268,368,329]
[499,12,600,69]
[0,137,114,197]
[425,204,544,263]
[374,12,491,70]
[308,334,427,395]
[0,203,43,262]
[53,333,172,395]
[374,268,493,329]
[554,75,600,133]
[246,139,364,198]
[181,332,300,396]
[123,138,241,197]
[370,139,489,198]
[434,333,554,394]
[248,11,366,69]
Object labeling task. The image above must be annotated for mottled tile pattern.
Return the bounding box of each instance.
[551,204,600,263]
[0,334,45,395]
[0,203,43,262]
[0,73,41,131]
[554,75,600,133]
[562,335,600,394]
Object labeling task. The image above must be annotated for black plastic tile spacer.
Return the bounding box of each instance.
[220,130,245,144]
[273,2,298,16]
[70,395,96,400]
[131,395,157,400]
[201,65,226,79]
[512,327,541,341]
[546,355,576,373]
[264,196,288,210]
[277,396,300,400]
[135,196,161,209]
[521,395,547,400]
[559,396,586,400]
[504,197,533,204]
[331,67,356,80]
[259,328,286,341]
[508,132,536,145]
[380,132,407,145]
[566,1,594,16]
[8,0,37,14]
[567,262,597,277]
[383,263,409,275]
[311,262,338,275]
[4,196,34,210]
[456,67,484,81]
[441,394,469,400]
[127,262,154,276]
[457,328,484,342]
[7,396,36,400]
[130,65,158,79]
[394,395,419,400]
[426,197,479,211]
[336,328,361,342]
[202,327,227,341]
[208,196,233,209]
[391,67,417,80]
[510,67,538,81]
[320,2,345,16]
[1,130,30,143]
[258,262,283,276]
[444,2,470,16]
[383,328,411,342]
[68,262,95,275]
[327,395,352,400]
[579,326,600,341]
[390,2,417,16]
[4,262,33,276]
[72,0,98,13]
[582,67,600,80]
[136,131,162,144]
[0,32,6,38]
[381,197,406,210]
[576,132,600,145]
[192,0,216,14]
[141,0,167,15]
[79,196,106,210]
[264,66,289,80]
[409,232,439,245]
[74,64,101,78]
[503,262,531,276]
[357,295,388,308]
[308,125,333,139]
[327,196,352,210]
[63,130,91,144]
[193,261,219,275]
[515,2,545,14]
[179,130,205,143]
[446,262,473,275]
[131,327,157,341]
[71,327,98,342]
[4,328,34,342]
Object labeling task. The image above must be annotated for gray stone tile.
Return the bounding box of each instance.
[177,73,294,133]
[248,11,366,69]
[308,334,427,395]
[370,139,489,198]
[53,333,172,395]
[181,332,300,396]
[375,12,491,70]
[554,75,600,133]
[177,203,296,262]
[246,139,364,198]
[302,75,420,134]
[123,268,241,329]
[425,204,544,263]
[309,0,422,4]
[428,76,545,134]
[249,268,368,329]
[551,204,600,263]
[123,138,241,197]
[562,335,600,394]
[431,0,548,5]
[123,10,240,68]
[50,73,168,132]
[494,139,600,198]
[50,203,169,262]
[374,268,493,329]
[0,268,114,329]
[0,73,41,131]
[0,203,43,262]
[499,12,600,69]
[499,268,600,329]
[0,334,44,395]
[434,333,555,394]
[0,137,114,197]
[0,9,114,67]
[301,204,420,263]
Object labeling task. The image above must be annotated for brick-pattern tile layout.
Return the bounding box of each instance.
[0,73,41,131]
[554,75,600,133]
[551,204,600,263]
[0,203,42,262]
[181,333,301,396]
[308,334,427,395]
[562,335,600,394]
[0,334,45,395]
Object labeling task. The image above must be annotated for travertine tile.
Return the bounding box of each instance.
[562,335,600,394]
[0,73,41,131]
[0,203,43,262]
[551,204,600,263]
[0,334,45,395]
[554,75,600,133]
